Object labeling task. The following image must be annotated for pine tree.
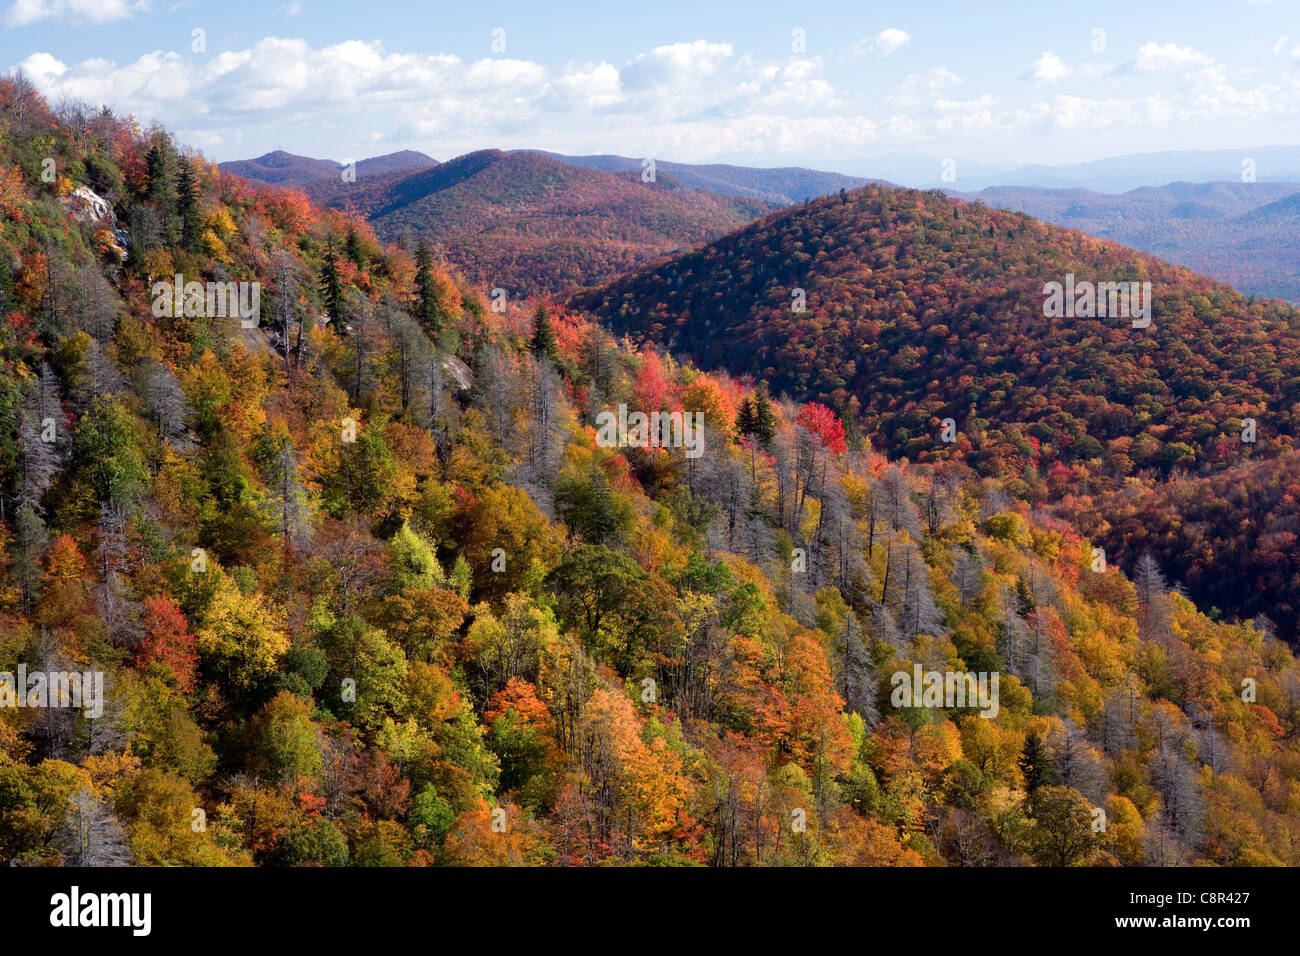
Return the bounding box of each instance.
[752,388,775,449]
[530,303,558,361]
[144,137,179,243]
[735,396,756,439]
[344,227,366,269]
[1019,731,1058,801]
[413,241,441,335]
[175,156,202,252]
[320,242,343,333]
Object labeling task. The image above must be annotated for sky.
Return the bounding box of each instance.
[4,0,1300,175]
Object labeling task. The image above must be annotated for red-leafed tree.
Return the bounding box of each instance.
[137,595,199,693]
[797,402,847,455]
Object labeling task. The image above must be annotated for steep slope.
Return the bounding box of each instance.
[571,183,1300,637]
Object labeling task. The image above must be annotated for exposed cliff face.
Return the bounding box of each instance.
[62,184,127,259]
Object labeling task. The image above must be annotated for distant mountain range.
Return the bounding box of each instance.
[951,180,1300,301]
[220,149,438,189]
[222,148,780,294]
[511,151,874,205]
[858,145,1300,192]
[222,146,1300,302]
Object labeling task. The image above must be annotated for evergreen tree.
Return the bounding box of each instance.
[735,396,757,439]
[175,156,202,253]
[1019,731,1059,801]
[144,137,179,243]
[530,303,558,361]
[413,241,441,335]
[320,242,343,333]
[344,227,366,270]
[752,388,776,449]
[1015,575,1036,616]
[144,140,170,202]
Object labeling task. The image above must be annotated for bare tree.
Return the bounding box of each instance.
[17,363,66,510]
[59,789,134,866]
[140,358,194,452]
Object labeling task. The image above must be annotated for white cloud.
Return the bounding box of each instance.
[621,40,733,92]
[4,0,147,26]
[1029,52,1069,82]
[1131,42,1214,72]
[855,28,910,56]
[14,32,1300,166]
[544,61,622,110]
[925,67,962,90]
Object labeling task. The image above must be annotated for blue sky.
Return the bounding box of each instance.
[4,0,1300,174]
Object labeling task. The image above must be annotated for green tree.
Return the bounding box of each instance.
[251,691,323,783]
[73,396,148,506]
[1019,731,1058,801]
[554,463,631,545]
[320,242,343,332]
[735,397,756,440]
[753,389,775,449]
[344,227,366,269]
[413,241,441,335]
[1028,786,1098,866]
[175,156,202,252]
[530,304,558,361]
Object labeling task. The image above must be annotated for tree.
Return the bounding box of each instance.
[735,397,757,441]
[554,463,631,545]
[72,396,148,507]
[137,595,199,693]
[752,389,775,449]
[412,241,442,335]
[319,242,343,332]
[58,788,134,866]
[530,303,558,361]
[1028,786,1098,866]
[251,691,324,785]
[195,575,290,692]
[1018,731,1058,801]
[344,226,366,269]
[797,401,847,455]
[175,156,202,252]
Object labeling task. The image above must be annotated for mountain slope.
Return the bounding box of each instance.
[312,149,777,294]
[3,76,1300,871]
[518,150,875,204]
[571,183,1300,637]
[220,148,437,188]
[953,181,1300,301]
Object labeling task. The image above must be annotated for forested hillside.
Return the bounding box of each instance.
[2,77,1298,868]
[571,185,1300,641]
[951,181,1300,302]
[228,148,775,297]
